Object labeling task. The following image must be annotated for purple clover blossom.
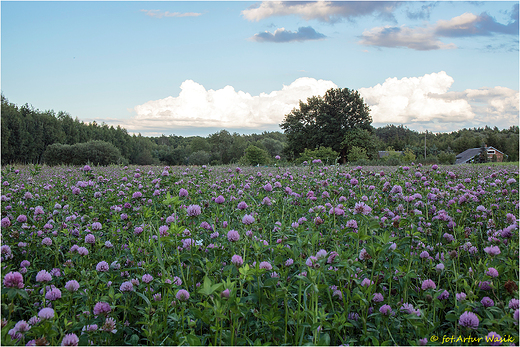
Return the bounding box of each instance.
[85,234,95,244]
[61,333,79,346]
[486,332,502,346]
[91,222,102,230]
[42,237,52,246]
[176,289,190,301]
[459,311,479,329]
[45,287,62,301]
[38,308,55,320]
[142,274,153,283]
[96,261,109,272]
[373,293,384,302]
[3,272,24,289]
[456,292,467,301]
[421,279,436,290]
[437,290,449,300]
[259,261,272,270]
[285,258,294,266]
[485,267,499,278]
[36,270,52,283]
[484,245,501,256]
[379,304,392,316]
[242,214,255,225]
[179,188,188,197]
[120,281,134,292]
[227,230,240,242]
[173,276,182,286]
[215,195,225,204]
[186,205,202,217]
[481,297,494,308]
[231,254,243,266]
[509,298,519,310]
[93,302,111,315]
[65,280,80,292]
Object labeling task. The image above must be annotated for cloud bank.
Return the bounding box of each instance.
[242,1,400,23]
[360,4,519,50]
[250,26,326,43]
[358,71,518,131]
[131,78,337,130]
[126,73,518,135]
[140,10,202,18]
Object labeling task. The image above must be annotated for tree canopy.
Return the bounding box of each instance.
[280,87,372,163]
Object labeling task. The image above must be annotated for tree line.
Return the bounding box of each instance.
[1,93,518,166]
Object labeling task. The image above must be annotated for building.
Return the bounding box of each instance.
[455,146,507,164]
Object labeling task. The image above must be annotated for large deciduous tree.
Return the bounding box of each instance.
[280,87,372,163]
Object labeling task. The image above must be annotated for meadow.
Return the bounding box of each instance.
[1,162,518,346]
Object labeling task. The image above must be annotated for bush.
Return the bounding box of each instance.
[44,140,122,166]
[243,145,270,166]
[295,147,339,165]
[189,150,211,165]
[347,146,368,162]
[438,151,456,165]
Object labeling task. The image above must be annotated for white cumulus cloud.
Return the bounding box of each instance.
[358,71,474,124]
[131,78,337,130]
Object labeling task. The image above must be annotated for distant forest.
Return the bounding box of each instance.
[1,95,518,166]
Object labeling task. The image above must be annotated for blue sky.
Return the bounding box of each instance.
[2,1,518,137]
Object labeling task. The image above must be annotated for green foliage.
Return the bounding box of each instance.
[243,145,270,166]
[43,140,122,166]
[342,128,377,161]
[280,87,372,162]
[438,151,456,164]
[189,150,211,165]
[296,146,339,165]
[347,146,368,162]
[402,148,416,163]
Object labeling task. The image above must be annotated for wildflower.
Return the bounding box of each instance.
[3,272,24,289]
[153,293,162,301]
[91,222,102,230]
[437,290,449,300]
[221,289,230,298]
[354,202,372,215]
[285,258,294,266]
[379,304,392,316]
[509,298,519,310]
[481,297,494,308]
[316,249,328,259]
[142,274,153,283]
[17,215,27,223]
[231,255,243,266]
[242,214,255,225]
[120,281,133,292]
[96,261,109,272]
[419,251,429,259]
[61,333,79,346]
[486,332,502,346]
[215,195,225,204]
[38,308,55,320]
[93,302,111,315]
[1,217,11,228]
[435,263,445,272]
[45,287,62,301]
[418,338,428,346]
[479,281,492,291]
[176,289,190,301]
[14,320,31,333]
[259,261,272,270]
[348,312,359,321]
[359,248,370,260]
[456,292,466,301]
[42,237,52,246]
[421,279,436,290]
[227,230,240,242]
[333,290,342,300]
[373,293,384,302]
[485,267,499,278]
[101,317,117,333]
[173,276,182,286]
[65,280,80,292]
[484,245,501,256]
[186,205,202,217]
[85,234,95,244]
[361,278,373,287]
[77,247,89,256]
[36,270,52,283]
[459,311,479,329]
